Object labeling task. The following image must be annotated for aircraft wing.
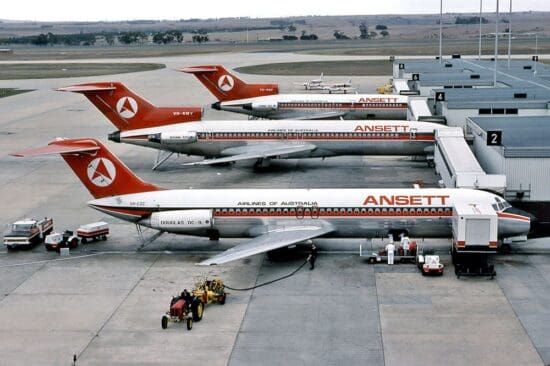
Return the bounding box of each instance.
[323,86,356,93]
[294,111,348,120]
[183,142,316,166]
[198,223,334,265]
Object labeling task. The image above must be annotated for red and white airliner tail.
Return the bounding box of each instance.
[179,65,278,101]
[57,82,202,131]
[11,138,161,199]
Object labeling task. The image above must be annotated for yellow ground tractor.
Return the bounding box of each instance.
[376,80,393,94]
[192,278,228,305]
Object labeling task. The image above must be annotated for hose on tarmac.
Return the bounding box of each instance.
[224,259,309,291]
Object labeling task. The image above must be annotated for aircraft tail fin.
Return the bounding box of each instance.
[178,65,278,101]
[12,138,161,199]
[57,82,202,131]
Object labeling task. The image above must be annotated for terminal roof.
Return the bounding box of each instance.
[468,116,550,157]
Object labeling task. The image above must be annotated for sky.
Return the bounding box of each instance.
[2,0,550,22]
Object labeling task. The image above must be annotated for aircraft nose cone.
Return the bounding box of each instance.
[504,207,536,235]
[211,102,221,110]
[108,131,121,143]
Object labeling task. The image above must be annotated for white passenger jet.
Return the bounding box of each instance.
[179,65,407,120]
[13,138,532,265]
[294,74,355,93]
[59,82,440,169]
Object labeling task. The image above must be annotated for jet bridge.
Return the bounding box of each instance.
[434,128,506,194]
[393,79,419,95]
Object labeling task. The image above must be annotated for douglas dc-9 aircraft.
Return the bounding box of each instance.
[13,138,532,265]
[59,82,441,169]
[179,65,408,120]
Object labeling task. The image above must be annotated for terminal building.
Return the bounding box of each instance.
[392,57,550,234]
[467,116,550,234]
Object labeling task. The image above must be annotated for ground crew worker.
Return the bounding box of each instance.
[308,244,318,270]
[401,234,410,256]
[181,289,193,309]
[385,236,395,265]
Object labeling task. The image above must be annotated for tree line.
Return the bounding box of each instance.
[333,23,390,40]
[0,30,213,46]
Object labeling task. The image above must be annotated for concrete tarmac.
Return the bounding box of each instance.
[0,52,548,365]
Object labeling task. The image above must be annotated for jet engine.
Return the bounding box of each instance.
[148,131,197,145]
[243,102,278,111]
[147,210,212,232]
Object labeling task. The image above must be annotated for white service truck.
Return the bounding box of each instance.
[451,203,497,278]
[3,217,54,250]
[452,203,498,252]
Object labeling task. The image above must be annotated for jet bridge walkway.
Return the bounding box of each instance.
[434,128,506,194]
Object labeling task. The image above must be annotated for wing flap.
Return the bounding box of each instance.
[197,223,334,265]
[184,143,316,166]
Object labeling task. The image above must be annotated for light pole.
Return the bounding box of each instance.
[439,0,443,63]
[507,0,512,69]
[479,0,483,60]
[494,0,499,87]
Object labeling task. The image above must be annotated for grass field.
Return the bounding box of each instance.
[0,88,34,98]
[235,60,393,76]
[0,63,165,79]
[302,38,550,56]
[1,37,549,61]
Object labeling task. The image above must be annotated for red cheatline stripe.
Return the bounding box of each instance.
[89,205,453,219]
[125,135,150,141]
[90,205,152,217]
[214,212,452,218]
[278,105,408,110]
[497,212,531,222]
[198,134,435,142]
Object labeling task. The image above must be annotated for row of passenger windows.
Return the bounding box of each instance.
[214,207,453,215]
[279,103,401,108]
[198,132,407,139]
[479,108,518,115]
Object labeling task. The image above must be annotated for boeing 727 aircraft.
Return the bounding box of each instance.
[59,82,439,169]
[180,65,408,120]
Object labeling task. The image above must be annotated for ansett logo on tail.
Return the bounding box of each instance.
[87,158,116,187]
[116,97,138,118]
[218,75,234,92]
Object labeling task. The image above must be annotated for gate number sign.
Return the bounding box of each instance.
[487,130,502,146]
